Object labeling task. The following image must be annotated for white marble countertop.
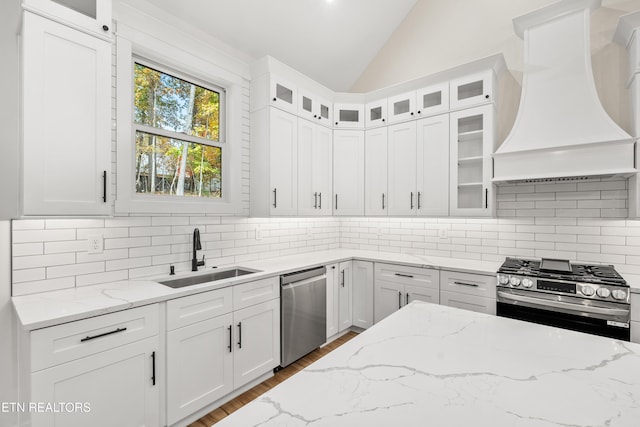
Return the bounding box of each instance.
[11,250,501,331]
[214,301,640,427]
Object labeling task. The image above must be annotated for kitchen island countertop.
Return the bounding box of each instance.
[214,301,640,427]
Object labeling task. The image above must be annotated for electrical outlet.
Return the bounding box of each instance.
[87,234,103,254]
[438,227,448,239]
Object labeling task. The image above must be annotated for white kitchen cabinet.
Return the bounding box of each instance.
[22,12,111,216]
[338,261,353,332]
[631,293,639,343]
[439,270,496,315]
[351,261,374,329]
[416,114,450,216]
[365,99,388,128]
[364,127,388,216]
[416,82,449,117]
[449,104,496,217]
[269,74,298,114]
[23,0,112,38]
[233,298,280,389]
[26,305,160,427]
[387,121,417,215]
[450,70,495,110]
[166,313,233,425]
[326,263,340,339]
[374,263,439,323]
[388,91,417,124]
[251,107,298,216]
[333,130,365,216]
[298,120,333,215]
[298,88,332,126]
[334,103,364,129]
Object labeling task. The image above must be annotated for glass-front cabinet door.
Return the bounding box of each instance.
[387,92,416,124]
[365,99,387,128]
[298,90,332,126]
[23,0,112,37]
[334,103,364,129]
[450,70,495,110]
[270,75,297,115]
[449,104,495,217]
[416,82,449,117]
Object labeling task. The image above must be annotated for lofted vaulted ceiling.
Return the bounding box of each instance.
[119,0,418,92]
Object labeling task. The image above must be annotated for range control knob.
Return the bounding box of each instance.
[522,278,533,288]
[498,274,509,285]
[596,287,611,298]
[509,276,521,287]
[581,286,595,296]
[612,289,628,301]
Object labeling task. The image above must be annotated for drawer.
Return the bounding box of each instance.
[374,263,439,289]
[632,321,640,344]
[631,293,640,322]
[233,277,279,311]
[440,270,496,298]
[440,290,496,315]
[31,304,159,372]
[166,287,233,331]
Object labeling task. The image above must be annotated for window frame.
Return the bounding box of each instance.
[132,58,226,200]
[116,29,244,214]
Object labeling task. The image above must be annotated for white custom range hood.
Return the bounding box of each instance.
[493,0,636,183]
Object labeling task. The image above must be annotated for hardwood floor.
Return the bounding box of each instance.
[188,331,358,426]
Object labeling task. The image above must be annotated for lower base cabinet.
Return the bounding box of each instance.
[338,261,353,332]
[439,270,496,315]
[326,263,340,339]
[352,261,374,329]
[374,263,439,324]
[166,279,280,426]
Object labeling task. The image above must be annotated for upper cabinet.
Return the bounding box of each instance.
[416,82,449,117]
[269,75,298,114]
[22,11,112,216]
[449,105,496,217]
[450,70,495,110]
[387,91,417,124]
[23,0,112,39]
[334,103,365,129]
[298,89,332,126]
[298,120,333,216]
[333,130,365,215]
[365,99,388,128]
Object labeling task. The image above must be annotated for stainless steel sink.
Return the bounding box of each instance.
[158,267,260,288]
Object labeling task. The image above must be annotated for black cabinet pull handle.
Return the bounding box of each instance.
[410,192,414,210]
[485,94,490,99]
[406,293,409,305]
[273,97,277,102]
[227,325,232,352]
[398,291,402,309]
[273,188,277,208]
[341,270,345,287]
[80,327,126,342]
[410,112,414,116]
[335,194,338,210]
[102,25,109,32]
[102,171,107,203]
[382,118,385,122]
[417,192,421,210]
[319,192,322,209]
[151,351,156,386]
[454,281,479,288]
[382,193,385,210]
[314,192,318,209]
[485,188,488,209]
[394,273,414,279]
[237,322,242,349]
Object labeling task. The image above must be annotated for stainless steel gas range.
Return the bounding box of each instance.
[496,258,630,341]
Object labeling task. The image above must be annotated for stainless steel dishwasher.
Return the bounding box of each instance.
[280,266,327,367]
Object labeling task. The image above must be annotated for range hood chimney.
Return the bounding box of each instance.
[493,0,636,183]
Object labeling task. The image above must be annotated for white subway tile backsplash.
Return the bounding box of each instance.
[13,229,76,243]
[76,270,128,287]
[12,243,43,257]
[47,262,104,279]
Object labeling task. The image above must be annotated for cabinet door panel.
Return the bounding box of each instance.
[333,131,365,215]
[374,280,404,324]
[440,290,496,315]
[351,261,374,329]
[269,108,298,215]
[31,337,159,427]
[326,264,340,339]
[405,284,439,305]
[364,127,388,216]
[166,314,233,425]
[314,125,333,215]
[297,119,316,215]
[23,13,111,215]
[387,122,417,215]
[338,261,352,331]
[233,299,280,388]
[24,0,112,37]
[417,114,449,216]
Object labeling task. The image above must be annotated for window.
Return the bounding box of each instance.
[132,62,224,199]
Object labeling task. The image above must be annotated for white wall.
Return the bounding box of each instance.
[351,0,640,131]
[0,222,17,427]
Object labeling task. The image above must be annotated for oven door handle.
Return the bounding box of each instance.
[497,291,629,317]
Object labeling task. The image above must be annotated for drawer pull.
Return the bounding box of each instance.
[237,322,242,349]
[454,281,479,288]
[80,327,127,342]
[406,292,409,305]
[398,291,402,309]
[151,351,156,386]
[394,273,414,279]
[227,325,232,352]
